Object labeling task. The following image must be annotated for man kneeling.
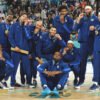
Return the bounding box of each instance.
[38,51,70,96]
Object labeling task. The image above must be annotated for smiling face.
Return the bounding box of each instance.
[53,52,62,61]
[67,43,74,50]
[49,27,56,37]
[60,9,67,16]
[20,14,28,23]
[7,15,13,22]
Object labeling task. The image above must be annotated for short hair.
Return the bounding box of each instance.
[58,5,67,12]
[36,20,43,26]
[19,11,27,17]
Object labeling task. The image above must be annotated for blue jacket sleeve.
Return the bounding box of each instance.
[73,19,83,32]
[37,63,48,73]
[62,63,71,73]
[9,24,16,48]
[69,49,81,65]
[57,40,66,48]
[36,39,43,58]
[24,25,32,40]
[3,51,14,68]
[63,17,74,34]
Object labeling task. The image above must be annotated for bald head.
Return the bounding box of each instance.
[85,6,93,16]
[85,6,92,11]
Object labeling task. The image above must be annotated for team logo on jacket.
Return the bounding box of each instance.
[91,19,94,22]
[57,65,59,69]
[65,18,67,23]
[71,52,74,55]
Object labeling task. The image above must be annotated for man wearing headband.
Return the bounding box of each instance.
[61,40,80,88]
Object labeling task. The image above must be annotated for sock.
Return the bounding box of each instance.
[93,82,98,85]
[43,84,48,89]
[57,84,61,90]
[2,79,6,83]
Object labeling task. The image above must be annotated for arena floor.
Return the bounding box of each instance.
[0,62,100,100]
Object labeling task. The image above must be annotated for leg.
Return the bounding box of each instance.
[70,64,80,86]
[39,73,47,87]
[21,54,31,85]
[39,73,54,90]
[57,73,68,90]
[11,52,20,86]
[89,52,100,90]
[4,65,14,81]
[20,62,25,84]
[93,52,100,83]
[33,60,38,79]
[79,43,88,82]
[0,61,5,81]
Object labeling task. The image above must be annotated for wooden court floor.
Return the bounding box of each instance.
[0,85,100,100]
[0,63,100,100]
[0,74,100,100]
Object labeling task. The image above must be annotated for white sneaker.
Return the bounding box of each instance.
[74,86,80,89]
[21,84,26,87]
[9,86,15,90]
[28,85,35,88]
[25,84,34,88]
[0,82,8,89]
[3,87,9,90]
[64,84,68,89]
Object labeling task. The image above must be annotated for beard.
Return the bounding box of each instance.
[54,59,59,63]
[86,12,92,17]
[7,19,12,23]
[22,22,24,26]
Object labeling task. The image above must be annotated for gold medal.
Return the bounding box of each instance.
[5,30,9,35]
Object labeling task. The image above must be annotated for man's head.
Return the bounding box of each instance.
[67,40,74,50]
[36,20,43,29]
[85,6,92,17]
[53,51,62,62]
[19,13,28,23]
[58,5,68,16]
[6,14,13,23]
[49,27,56,37]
